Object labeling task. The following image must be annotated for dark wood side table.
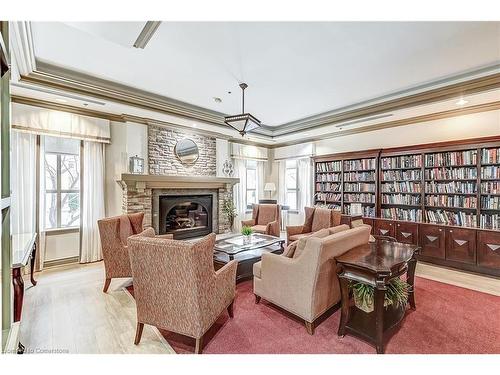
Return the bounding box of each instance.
[12,233,38,322]
[335,239,419,354]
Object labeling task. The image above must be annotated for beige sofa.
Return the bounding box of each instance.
[253,224,371,334]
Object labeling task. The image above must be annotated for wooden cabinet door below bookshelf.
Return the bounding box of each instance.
[445,227,476,265]
[477,231,500,270]
[419,224,446,259]
[395,222,419,245]
[374,219,395,238]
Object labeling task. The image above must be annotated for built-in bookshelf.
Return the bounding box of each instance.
[314,154,378,217]
[480,147,500,230]
[424,149,479,228]
[380,154,423,222]
[313,139,500,229]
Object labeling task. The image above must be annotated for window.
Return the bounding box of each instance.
[43,136,81,229]
[246,160,258,206]
[285,159,298,210]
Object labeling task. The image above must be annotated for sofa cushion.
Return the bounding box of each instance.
[253,261,262,278]
[252,225,268,233]
[311,208,332,233]
[283,241,298,258]
[293,228,330,258]
[257,204,277,225]
[289,232,312,242]
[328,224,349,235]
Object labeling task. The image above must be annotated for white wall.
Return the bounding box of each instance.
[104,122,128,217]
[315,110,500,156]
[216,138,230,177]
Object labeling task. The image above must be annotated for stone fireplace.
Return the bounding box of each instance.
[119,174,239,237]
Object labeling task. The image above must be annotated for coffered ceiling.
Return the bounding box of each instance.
[29,22,500,125]
[9,21,500,145]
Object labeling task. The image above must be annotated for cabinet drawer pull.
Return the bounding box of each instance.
[487,244,500,252]
[401,232,412,238]
[426,235,438,243]
[438,229,442,232]
[449,230,453,233]
[454,239,468,247]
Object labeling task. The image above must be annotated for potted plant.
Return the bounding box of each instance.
[222,198,237,232]
[351,278,410,313]
[241,226,254,244]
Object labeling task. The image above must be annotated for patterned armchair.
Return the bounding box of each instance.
[241,204,281,237]
[97,213,173,293]
[127,231,237,354]
[286,207,341,245]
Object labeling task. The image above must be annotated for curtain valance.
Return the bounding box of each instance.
[230,142,268,160]
[12,103,111,143]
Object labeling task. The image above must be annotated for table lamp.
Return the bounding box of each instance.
[264,182,276,199]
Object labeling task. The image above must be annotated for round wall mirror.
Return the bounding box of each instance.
[175,138,199,164]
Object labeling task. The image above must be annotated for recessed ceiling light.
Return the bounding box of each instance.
[456,98,468,106]
[55,98,67,103]
[213,97,222,103]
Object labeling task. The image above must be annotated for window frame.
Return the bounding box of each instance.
[285,160,299,211]
[44,151,81,230]
[245,160,258,208]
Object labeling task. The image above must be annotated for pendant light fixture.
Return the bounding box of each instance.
[224,83,261,136]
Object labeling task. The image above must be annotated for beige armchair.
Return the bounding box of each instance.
[97,213,172,292]
[127,231,237,354]
[242,203,281,237]
[286,206,341,244]
[253,224,371,334]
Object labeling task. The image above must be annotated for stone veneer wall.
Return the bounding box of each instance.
[121,124,232,233]
[148,124,217,176]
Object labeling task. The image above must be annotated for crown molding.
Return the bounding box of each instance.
[9,21,36,77]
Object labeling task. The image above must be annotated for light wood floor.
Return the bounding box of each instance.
[19,257,500,354]
[19,262,175,354]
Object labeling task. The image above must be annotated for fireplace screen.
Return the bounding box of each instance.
[159,195,212,239]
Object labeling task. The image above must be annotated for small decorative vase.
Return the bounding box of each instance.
[354,294,374,313]
[242,235,251,244]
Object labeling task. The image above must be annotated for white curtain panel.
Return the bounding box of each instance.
[277,160,286,206]
[38,137,46,270]
[257,161,265,201]
[298,157,313,210]
[233,158,247,232]
[80,141,105,263]
[11,131,36,235]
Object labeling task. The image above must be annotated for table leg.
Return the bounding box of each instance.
[407,254,417,310]
[30,242,37,286]
[229,254,234,261]
[337,276,350,337]
[374,283,386,354]
[12,267,24,322]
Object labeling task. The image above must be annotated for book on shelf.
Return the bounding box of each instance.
[425,181,476,194]
[381,208,422,222]
[316,173,341,182]
[480,214,500,230]
[344,182,376,192]
[381,193,421,205]
[481,148,500,164]
[344,193,375,203]
[316,161,342,172]
[426,209,477,227]
[481,181,500,194]
[481,196,500,210]
[381,155,422,169]
[381,181,421,193]
[343,158,376,171]
[425,150,477,167]
[425,167,477,180]
[315,192,341,202]
[381,169,421,181]
[344,203,375,217]
[481,166,500,179]
[315,182,341,192]
[343,171,375,182]
[425,195,477,209]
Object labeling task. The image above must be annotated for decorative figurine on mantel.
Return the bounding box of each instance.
[129,155,145,174]
[222,160,235,177]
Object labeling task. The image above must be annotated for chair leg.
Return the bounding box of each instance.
[195,335,204,354]
[103,278,111,293]
[305,321,315,335]
[134,322,144,345]
[255,295,261,304]
[227,300,234,318]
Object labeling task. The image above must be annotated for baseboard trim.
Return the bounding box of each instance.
[43,256,80,268]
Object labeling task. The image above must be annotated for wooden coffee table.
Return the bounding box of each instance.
[213,234,284,282]
[335,239,419,354]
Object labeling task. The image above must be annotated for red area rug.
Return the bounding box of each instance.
[127,277,500,354]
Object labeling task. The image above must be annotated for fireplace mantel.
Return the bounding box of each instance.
[118,173,240,191]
